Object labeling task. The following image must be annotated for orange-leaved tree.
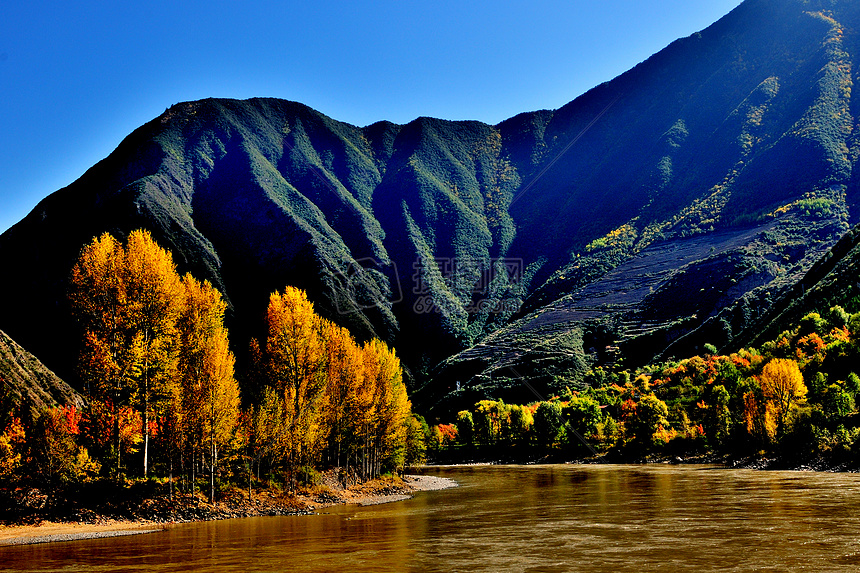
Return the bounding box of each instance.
[70,232,136,474]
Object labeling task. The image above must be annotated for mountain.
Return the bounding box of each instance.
[0,329,85,416]
[2,0,860,415]
[735,222,860,348]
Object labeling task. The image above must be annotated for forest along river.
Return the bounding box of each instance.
[4,464,860,572]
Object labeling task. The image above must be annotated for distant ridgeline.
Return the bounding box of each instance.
[3,0,860,419]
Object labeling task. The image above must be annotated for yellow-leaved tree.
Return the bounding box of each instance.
[71,229,239,481]
[361,338,410,477]
[123,230,184,477]
[760,358,807,436]
[177,274,240,503]
[70,232,145,474]
[263,287,328,487]
[321,321,365,471]
[252,285,417,485]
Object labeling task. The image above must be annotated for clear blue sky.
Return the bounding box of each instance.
[0,0,744,234]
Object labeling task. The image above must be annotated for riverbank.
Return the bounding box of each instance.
[429,448,860,473]
[0,473,458,546]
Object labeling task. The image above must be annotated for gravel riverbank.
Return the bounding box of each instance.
[0,473,458,546]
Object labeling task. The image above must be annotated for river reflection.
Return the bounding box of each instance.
[4,465,860,572]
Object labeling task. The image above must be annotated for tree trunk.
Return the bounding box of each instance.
[114,402,121,478]
[142,407,149,478]
[191,452,195,497]
[210,440,216,505]
[142,330,150,478]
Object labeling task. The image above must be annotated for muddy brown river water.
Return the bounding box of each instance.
[3,464,860,572]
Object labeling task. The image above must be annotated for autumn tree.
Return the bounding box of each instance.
[260,287,328,486]
[177,274,240,503]
[760,358,807,436]
[320,321,364,469]
[473,400,508,446]
[71,229,242,484]
[250,285,418,483]
[361,338,410,476]
[0,416,24,483]
[69,232,134,474]
[123,230,184,477]
[252,384,289,480]
[631,394,669,446]
[70,230,184,477]
[505,404,534,447]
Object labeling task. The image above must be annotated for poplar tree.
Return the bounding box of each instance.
[69,232,132,474]
[321,321,365,470]
[264,287,328,486]
[177,275,240,503]
[123,230,183,477]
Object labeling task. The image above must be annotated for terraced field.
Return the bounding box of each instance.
[422,212,844,414]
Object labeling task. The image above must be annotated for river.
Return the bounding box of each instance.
[4,464,860,572]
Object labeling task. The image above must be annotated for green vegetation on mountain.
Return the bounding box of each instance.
[2,0,860,421]
[429,306,860,467]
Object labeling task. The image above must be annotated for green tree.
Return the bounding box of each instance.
[822,383,853,421]
[704,385,732,447]
[563,395,601,439]
[456,410,475,446]
[405,414,428,466]
[631,394,669,446]
[846,372,860,396]
[534,401,563,449]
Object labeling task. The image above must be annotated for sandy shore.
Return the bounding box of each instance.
[0,473,458,546]
[0,520,165,546]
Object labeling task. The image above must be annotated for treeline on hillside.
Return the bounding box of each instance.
[429,306,860,464]
[0,230,424,502]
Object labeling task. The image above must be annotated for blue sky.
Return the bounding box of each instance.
[0,0,744,233]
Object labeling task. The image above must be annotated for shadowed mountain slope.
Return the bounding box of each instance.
[0,330,85,416]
